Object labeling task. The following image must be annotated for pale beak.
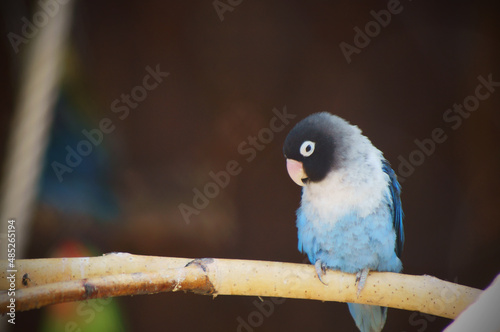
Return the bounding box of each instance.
[286,159,308,186]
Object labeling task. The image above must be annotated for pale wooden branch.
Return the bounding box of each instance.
[0,253,481,318]
[444,274,500,331]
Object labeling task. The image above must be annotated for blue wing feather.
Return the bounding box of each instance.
[382,160,404,258]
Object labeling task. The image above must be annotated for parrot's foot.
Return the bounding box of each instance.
[355,268,370,296]
[315,260,328,285]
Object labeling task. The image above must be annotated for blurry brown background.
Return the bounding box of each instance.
[1,1,499,331]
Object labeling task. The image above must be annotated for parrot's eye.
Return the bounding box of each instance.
[300,141,315,157]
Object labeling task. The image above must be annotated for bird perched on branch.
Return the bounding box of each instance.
[283,112,404,332]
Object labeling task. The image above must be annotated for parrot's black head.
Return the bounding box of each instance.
[283,112,337,185]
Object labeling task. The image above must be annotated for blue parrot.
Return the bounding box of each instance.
[283,112,404,332]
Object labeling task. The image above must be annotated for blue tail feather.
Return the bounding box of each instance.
[348,303,387,332]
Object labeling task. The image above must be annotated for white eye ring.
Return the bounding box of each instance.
[300,141,315,157]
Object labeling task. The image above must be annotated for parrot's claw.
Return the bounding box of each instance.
[315,260,328,285]
[355,268,370,296]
